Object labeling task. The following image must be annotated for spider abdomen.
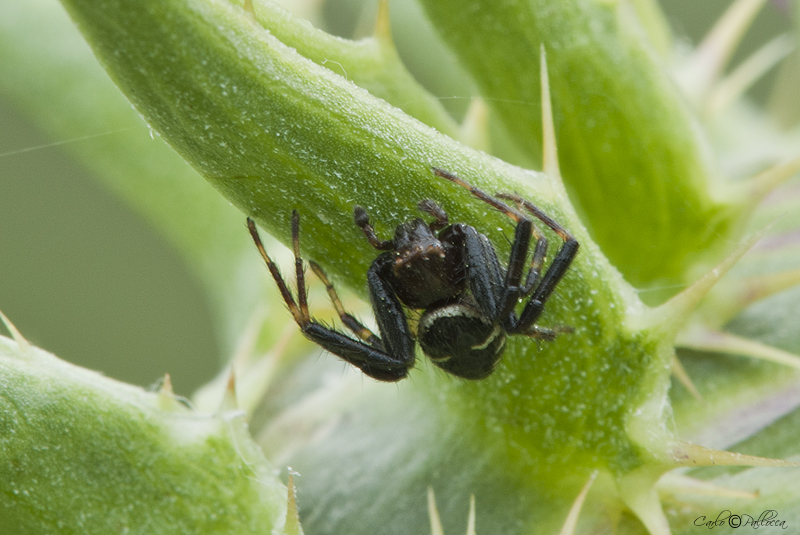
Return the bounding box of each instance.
[418,303,506,380]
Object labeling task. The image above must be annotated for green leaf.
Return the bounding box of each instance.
[668,405,800,535]
[54,0,682,517]
[54,0,592,298]
[0,335,287,534]
[0,0,264,352]
[415,0,748,288]
[6,0,799,534]
[228,0,462,140]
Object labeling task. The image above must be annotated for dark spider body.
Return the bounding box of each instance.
[247,168,579,382]
[375,217,465,309]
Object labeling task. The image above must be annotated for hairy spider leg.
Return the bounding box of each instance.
[495,194,580,333]
[308,260,383,350]
[366,255,417,370]
[291,211,309,321]
[523,229,549,296]
[247,216,306,325]
[417,199,449,231]
[432,168,525,222]
[353,205,393,250]
[247,215,412,382]
[434,168,579,336]
[522,325,572,341]
[433,168,541,323]
[453,223,507,321]
[495,193,576,242]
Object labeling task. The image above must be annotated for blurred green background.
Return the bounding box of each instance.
[0,99,219,395]
[0,0,791,396]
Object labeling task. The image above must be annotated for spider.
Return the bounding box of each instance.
[246,168,579,382]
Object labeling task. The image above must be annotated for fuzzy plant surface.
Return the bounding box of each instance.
[1,0,800,534]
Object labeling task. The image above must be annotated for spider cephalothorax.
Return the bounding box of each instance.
[247,168,578,382]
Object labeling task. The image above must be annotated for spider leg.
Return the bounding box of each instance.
[434,169,578,336]
[309,260,383,350]
[495,193,576,243]
[291,211,309,322]
[366,255,417,369]
[417,199,449,231]
[247,216,305,325]
[434,169,535,322]
[451,223,505,320]
[354,206,393,250]
[522,324,574,341]
[450,220,534,331]
[521,231,548,296]
[247,215,412,382]
[496,194,580,333]
[433,168,526,222]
